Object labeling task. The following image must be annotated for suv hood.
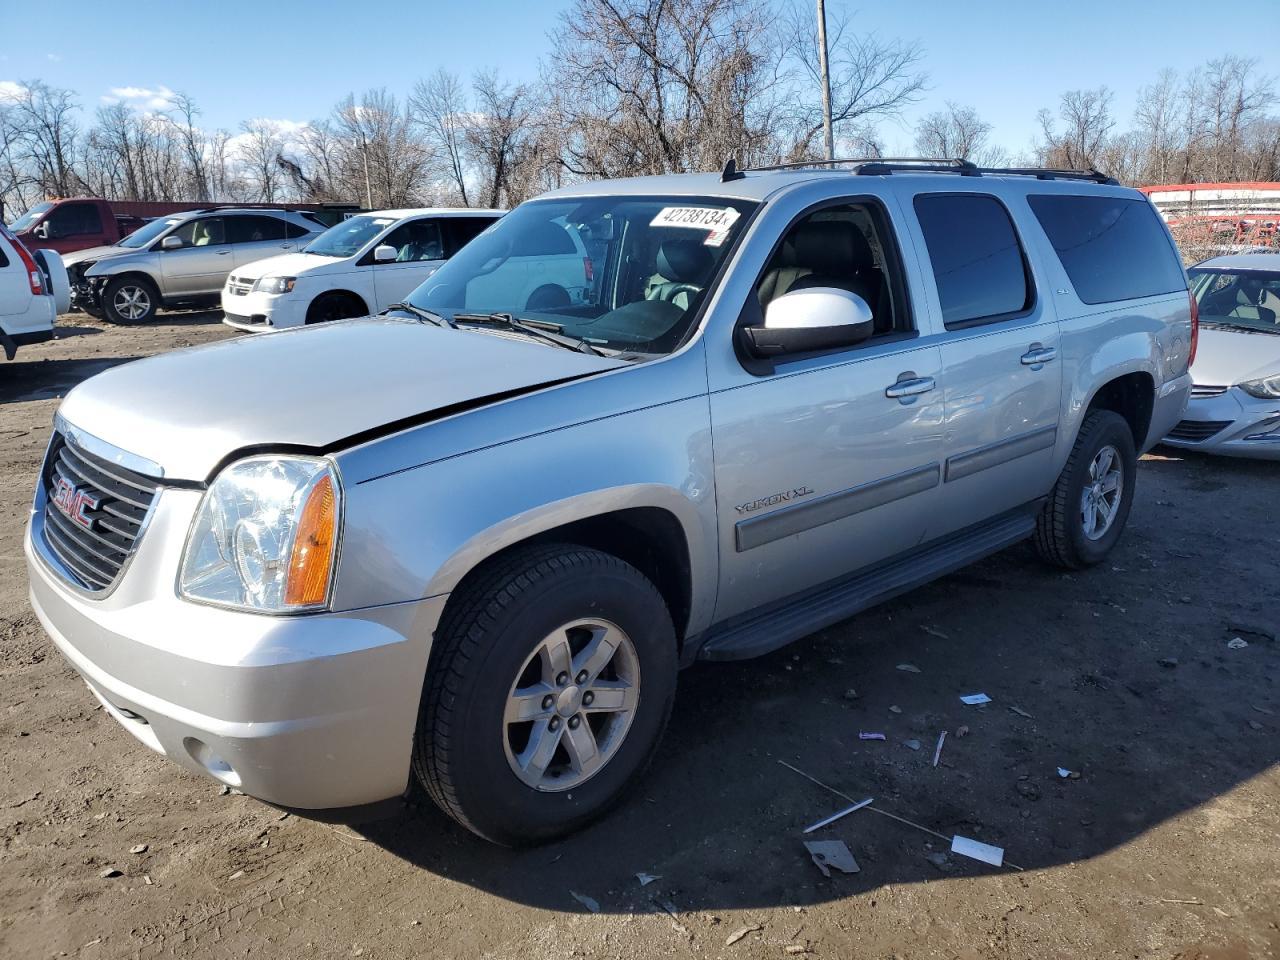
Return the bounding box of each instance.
[229,251,339,282]
[1192,326,1280,387]
[58,318,625,481]
[62,244,135,268]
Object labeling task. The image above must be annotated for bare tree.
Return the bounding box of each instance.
[330,89,434,208]
[783,1,926,157]
[1036,87,1115,169]
[465,71,536,207]
[171,91,210,200]
[913,102,1004,164]
[548,0,783,177]
[5,80,82,197]
[237,119,287,202]
[411,70,472,205]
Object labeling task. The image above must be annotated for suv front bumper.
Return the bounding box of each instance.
[26,494,445,812]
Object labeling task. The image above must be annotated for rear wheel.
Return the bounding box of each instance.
[413,544,677,846]
[1035,410,1137,569]
[102,276,159,324]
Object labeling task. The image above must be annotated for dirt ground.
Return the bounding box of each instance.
[1,312,1278,960]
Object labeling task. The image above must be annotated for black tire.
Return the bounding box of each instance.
[101,276,159,325]
[305,292,364,325]
[1035,410,1137,569]
[413,543,677,846]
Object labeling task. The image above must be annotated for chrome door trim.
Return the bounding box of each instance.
[944,424,1057,483]
[735,462,940,552]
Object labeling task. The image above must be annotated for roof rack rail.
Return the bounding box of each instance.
[725,156,1118,186]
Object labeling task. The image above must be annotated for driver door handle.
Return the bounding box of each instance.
[1021,345,1057,365]
[885,376,936,399]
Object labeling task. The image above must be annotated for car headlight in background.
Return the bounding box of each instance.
[179,456,341,613]
[1239,375,1280,400]
[253,276,296,295]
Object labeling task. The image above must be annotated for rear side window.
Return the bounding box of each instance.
[227,215,287,243]
[47,201,103,237]
[446,217,498,256]
[914,194,1032,328]
[284,221,313,239]
[1028,195,1185,304]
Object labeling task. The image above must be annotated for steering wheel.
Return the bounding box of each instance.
[654,282,703,306]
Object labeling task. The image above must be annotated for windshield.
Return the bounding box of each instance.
[303,215,396,257]
[7,201,53,232]
[1190,267,1280,335]
[119,216,184,248]
[405,195,755,355]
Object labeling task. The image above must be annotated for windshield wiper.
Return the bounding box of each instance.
[452,312,603,356]
[383,302,455,328]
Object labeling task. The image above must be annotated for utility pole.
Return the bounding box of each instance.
[816,0,834,161]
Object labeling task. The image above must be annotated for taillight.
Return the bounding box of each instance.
[583,257,593,283]
[12,238,44,296]
[1187,287,1199,368]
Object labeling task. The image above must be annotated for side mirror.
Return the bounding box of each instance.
[743,287,874,357]
[373,244,397,262]
[33,221,50,239]
[161,235,184,250]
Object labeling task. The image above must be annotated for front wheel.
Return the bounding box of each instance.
[413,544,677,846]
[101,276,159,324]
[1035,410,1137,569]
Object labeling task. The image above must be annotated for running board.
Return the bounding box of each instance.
[695,505,1039,662]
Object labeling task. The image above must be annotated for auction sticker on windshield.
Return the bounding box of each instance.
[650,206,741,246]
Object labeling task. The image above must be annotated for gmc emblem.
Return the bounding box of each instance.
[51,476,101,531]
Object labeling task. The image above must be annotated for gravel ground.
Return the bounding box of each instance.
[1,313,1278,960]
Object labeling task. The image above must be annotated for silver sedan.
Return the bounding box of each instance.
[1164,253,1280,459]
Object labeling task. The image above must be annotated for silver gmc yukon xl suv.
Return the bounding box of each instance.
[26,159,1194,845]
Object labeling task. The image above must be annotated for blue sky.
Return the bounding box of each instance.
[1,0,1273,154]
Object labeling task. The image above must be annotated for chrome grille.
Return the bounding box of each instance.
[39,432,159,591]
[1190,384,1229,398]
[1167,419,1233,443]
[227,275,253,296]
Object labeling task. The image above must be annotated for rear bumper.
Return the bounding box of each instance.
[1162,387,1280,460]
[1144,372,1193,452]
[26,496,447,811]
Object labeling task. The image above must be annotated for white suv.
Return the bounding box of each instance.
[0,224,68,359]
[221,209,504,331]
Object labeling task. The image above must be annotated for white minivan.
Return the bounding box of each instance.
[1,223,69,359]
[221,209,504,331]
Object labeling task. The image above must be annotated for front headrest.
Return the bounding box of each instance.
[789,221,874,275]
[657,239,713,283]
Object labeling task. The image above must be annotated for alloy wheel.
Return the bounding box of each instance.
[1081,443,1123,541]
[113,285,151,321]
[503,618,640,792]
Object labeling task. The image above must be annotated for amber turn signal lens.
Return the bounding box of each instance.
[285,473,337,607]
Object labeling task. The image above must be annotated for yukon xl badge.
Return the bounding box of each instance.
[51,476,101,530]
[734,486,814,515]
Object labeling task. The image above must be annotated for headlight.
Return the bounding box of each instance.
[253,276,296,295]
[1239,375,1280,400]
[179,456,341,613]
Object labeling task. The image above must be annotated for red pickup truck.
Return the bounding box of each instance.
[7,198,362,255]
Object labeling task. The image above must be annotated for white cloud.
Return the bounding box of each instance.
[46,53,61,62]
[104,85,177,111]
[0,79,25,100]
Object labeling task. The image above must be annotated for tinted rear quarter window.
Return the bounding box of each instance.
[913,194,1032,328]
[1027,195,1185,304]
